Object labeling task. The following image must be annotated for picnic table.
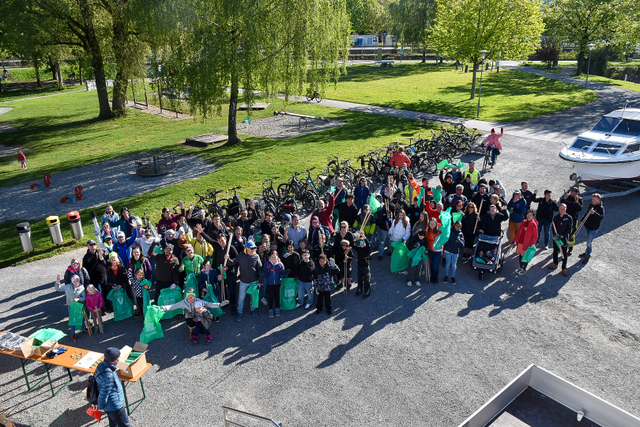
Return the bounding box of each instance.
[375,60,395,67]
[0,332,150,415]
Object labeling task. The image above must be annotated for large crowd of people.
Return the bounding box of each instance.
[53,142,605,345]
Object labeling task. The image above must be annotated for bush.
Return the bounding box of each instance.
[559,50,577,61]
[579,46,614,76]
[606,66,640,83]
[536,40,561,68]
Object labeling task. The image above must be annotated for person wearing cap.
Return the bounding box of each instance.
[160,288,228,344]
[148,240,180,302]
[335,194,359,229]
[532,190,558,249]
[101,235,115,257]
[438,169,460,199]
[94,347,130,426]
[284,214,307,250]
[578,193,604,264]
[55,273,87,342]
[507,190,527,243]
[481,127,504,166]
[559,187,583,255]
[308,216,329,251]
[354,177,371,212]
[278,213,292,236]
[112,222,140,269]
[156,201,185,235]
[225,240,262,321]
[472,184,491,216]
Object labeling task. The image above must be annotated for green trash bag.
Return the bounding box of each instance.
[185,273,198,294]
[107,287,134,322]
[433,187,442,203]
[368,195,382,214]
[247,283,260,309]
[203,284,224,318]
[452,212,463,223]
[141,280,152,317]
[68,301,85,328]
[407,245,428,267]
[521,245,537,263]
[157,286,184,320]
[433,208,452,250]
[390,240,410,273]
[29,328,67,342]
[139,305,165,344]
[280,278,298,310]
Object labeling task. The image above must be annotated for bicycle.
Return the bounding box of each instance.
[277,170,319,212]
[305,87,322,103]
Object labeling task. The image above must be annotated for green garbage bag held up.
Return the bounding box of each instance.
[368,195,382,214]
[141,279,152,317]
[452,212,463,223]
[433,187,442,203]
[107,287,134,322]
[280,278,298,310]
[157,286,184,320]
[203,284,224,318]
[407,246,429,267]
[390,240,410,272]
[185,273,198,294]
[521,245,537,263]
[68,301,84,328]
[247,282,260,309]
[139,305,165,344]
[433,208,452,250]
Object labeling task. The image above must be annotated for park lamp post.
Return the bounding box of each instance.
[585,43,596,89]
[477,50,489,118]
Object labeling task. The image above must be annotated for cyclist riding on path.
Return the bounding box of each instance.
[481,127,504,167]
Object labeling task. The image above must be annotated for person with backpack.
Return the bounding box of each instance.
[91,347,130,426]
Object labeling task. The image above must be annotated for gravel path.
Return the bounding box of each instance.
[0,153,216,223]
[223,114,346,139]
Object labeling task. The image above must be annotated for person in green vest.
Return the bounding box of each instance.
[179,244,204,287]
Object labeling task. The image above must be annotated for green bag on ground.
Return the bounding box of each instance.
[203,284,224,317]
[157,287,184,320]
[247,283,260,309]
[107,288,134,322]
[280,278,298,310]
[139,305,164,344]
[390,240,410,272]
[68,301,84,328]
[141,279,152,317]
[521,245,537,263]
[29,328,67,343]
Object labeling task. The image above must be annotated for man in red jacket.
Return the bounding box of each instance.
[389,146,412,169]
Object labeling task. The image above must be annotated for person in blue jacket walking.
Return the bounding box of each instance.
[94,347,130,427]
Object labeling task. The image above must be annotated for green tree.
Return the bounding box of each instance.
[388,0,435,60]
[428,0,544,98]
[544,0,628,75]
[347,0,387,34]
[159,0,352,145]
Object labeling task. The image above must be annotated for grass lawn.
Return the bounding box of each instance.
[0,90,429,267]
[0,83,86,103]
[325,64,598,121]
[520,63,564,73]
[574,74,640,93]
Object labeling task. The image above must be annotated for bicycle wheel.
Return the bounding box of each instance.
[277,183,292,198]
[305,91,313,102]
[482,151,490,171]
[301,191,318,212]
[315,92,322,103]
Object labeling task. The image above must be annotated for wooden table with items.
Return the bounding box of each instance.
[0,332,150,415]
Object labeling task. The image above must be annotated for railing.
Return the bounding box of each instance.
[222,406,282,427]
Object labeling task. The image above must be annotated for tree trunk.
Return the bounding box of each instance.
[227,77,241,145]
[48,56,56,80]
[79,0,112,119]
[111,5,129,117]
[56,60,65,89]
[422,50,426,63]
[33,57,41,87]
[576,50,586,76]
[470,61,478,100]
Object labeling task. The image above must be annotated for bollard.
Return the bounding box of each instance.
[46,216,64,245]
[67,211,84,240]
[17,222,33,252]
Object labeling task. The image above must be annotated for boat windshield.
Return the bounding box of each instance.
[592,116,619,133]
[613,119,640,136]
[591,143,621,156]
[570,138,593,150]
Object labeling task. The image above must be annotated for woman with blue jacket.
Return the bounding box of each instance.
[507,190,527,243]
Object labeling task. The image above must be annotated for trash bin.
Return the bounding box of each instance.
[46,215,64,245]
[17,222,33,252]
[67,211,84,240]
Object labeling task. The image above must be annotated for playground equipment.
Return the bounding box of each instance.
[29,174,52,190]
[60,186,84,204]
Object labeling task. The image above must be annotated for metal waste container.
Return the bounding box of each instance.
[17,222,33,252]
[67,211,84,240]
[46,215,64,245]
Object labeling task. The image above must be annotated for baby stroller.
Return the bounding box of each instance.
[472,233,504,280]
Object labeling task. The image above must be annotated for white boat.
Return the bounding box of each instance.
[559,108,640,183]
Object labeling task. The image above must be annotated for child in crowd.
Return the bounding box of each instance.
[334,240,354,291]
[198,259,221,322]
[85,284,104,333]
[477,250,496,264]
[315,254,338,315]
[297,249,316,309]
[443,221,465,284]
[18,151,27,170]
[127,268,146,317]
[55,274,87,342]
[263,251,285,317]
[354,232,372,298]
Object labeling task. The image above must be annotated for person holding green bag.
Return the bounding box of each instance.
[159,289,228,345]
[55,274,87,342]
[513,210,538,273]
[225,240,262,321]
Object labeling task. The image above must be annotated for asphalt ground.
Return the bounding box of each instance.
[1,126,640,426]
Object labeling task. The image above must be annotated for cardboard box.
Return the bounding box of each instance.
[20,338,57,358]
[116,341,148,379]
